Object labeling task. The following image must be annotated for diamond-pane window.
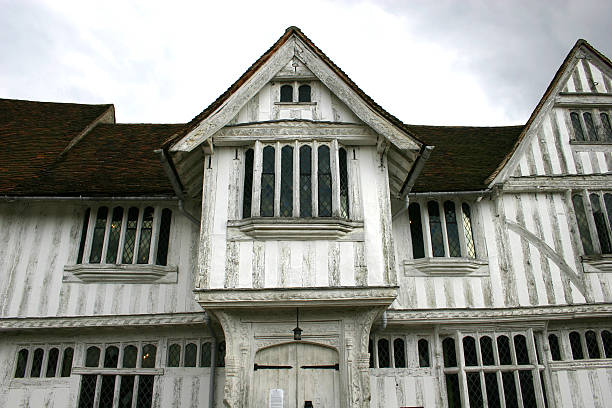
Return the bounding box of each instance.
[77,208,90,263]
[141,344,156,368]
[280,145,293,217]
[519,370,537,408]
[467,372,484,408]
[418,339,430,367]
[339,148,349,218]
[393,338,406,368]
[123,345,138,368]
[445,374,462,408]
[61,347,74,377]
[243,149,254,218]
[104,346,119,368]
[90,207,108,263]
[137,207,154,264]
[14,348,28,378]
[601,113,612,141]
[298,85,311,102]
[86,346,100,367]
[444,201,461,257]
[167,344,181,367]
[480,336,495,365]
[513,335,529,365]
[122,207,139,263]
[136,375,155,408]
[280,85,293,102]
[602,330,612,358]
[442,337,457,367]
[106,207,123,263]
[571,112,585,141]
[590,194,612,253]
[569,331,584,359]
[428,201,445,257]
[462,203,476,258]
[484,372,501,408]
[318,145,332,217]
[572,194,594,255]
[78,374,97,408]
[584,112,599,141]
[377,339,390,368]
[184,343,197,367]
[299,145,312,217]
[46,347,59,377]
[118,375,135,408]
[217,341,226,367]
[30,348,44,377]
[501,371,519,408]
[548,334,562,361]
[409,203,425,258]
[463,336,478,366]
[497,336,512,365]
[200,342,211,367]
[585,330,601,358]
[260,146,275,217]
[99,375,116,408]
[156,209,172,266]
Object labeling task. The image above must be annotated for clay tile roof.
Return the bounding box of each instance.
[17,123,185,196]
[0,98,112,194]
[405,124,524,192]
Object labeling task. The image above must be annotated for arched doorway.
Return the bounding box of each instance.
[252,342,340,407]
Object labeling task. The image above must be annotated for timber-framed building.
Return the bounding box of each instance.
[1,27,612,408]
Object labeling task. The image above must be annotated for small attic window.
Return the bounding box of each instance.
[280,85,293,102]
[298,85,311,102]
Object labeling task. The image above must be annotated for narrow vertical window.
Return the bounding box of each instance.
[141,344,156,368]
[601,112,612,141]
[298,85,311,102]
[418,339,430,367]
[14,349,28,378]
[585,330,601,358]
[46,347,59,377]
[280,145,293,217]
[368,339,374,368]
[77,208,90,263]
[497,336,512,365]
[136,375,155,408]
[377,339,390,368]
[428,201,445,257]
[584,112,598,141]
[446,373,462,408]
[61,347,73,377]
[318,145,332,217]
[242,148,254,218]
[571,112,585,141]
[501,371,519,408]
[280,85,293,102]
[167,344,181,367]
[462,203,476,258]
[30,348,44,377]
[85,346,101,367]
[217,341,226,367]
[123,345,137,368]
[548,334,562,361]
[137,207,154,264]
[444,201,461,257]
[90,206,108,263]
[605,194,612,234]
[463,336,478,366]
[466,371,484,408]
[118,376,135,408]
[409,203,425,259]
[569,331,584,359]
[299,145,312,217]
[106,207,123,263]
[590,193,612,253]
[602,330,612,358]
[260,146,275,217]
[104,346,119,368]
[339,147,349,218]
[480,336,495,365]
[442,337,457,367]
[573,194,594,255]
[79,375,97,408]
[122,207,139,263]
[200,342,212,367]
[393,338,406,368]
[99,375,116,408]
[184,343,197,367]
[513,334,529,365]
[156,209,172,266]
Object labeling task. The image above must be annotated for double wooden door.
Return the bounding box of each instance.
[252,342,340,408]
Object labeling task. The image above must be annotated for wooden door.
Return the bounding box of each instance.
[251,342,340,408]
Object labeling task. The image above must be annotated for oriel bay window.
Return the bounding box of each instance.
[242,141,350,219]
[571,191,612,255]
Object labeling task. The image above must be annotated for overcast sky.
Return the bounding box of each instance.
[1,0,610,126]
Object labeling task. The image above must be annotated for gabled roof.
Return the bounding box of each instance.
[0,98,113,194]
[485,39,612,185]
[164,26,423,152]
[406,125,524,192]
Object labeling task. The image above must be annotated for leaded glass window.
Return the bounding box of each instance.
[104,346,119,368]
[137,207,154,264]
[444,201,461,257]
[77,208,90,263]
[280,85,293,102]
[79,375,97,408]
[409,203,425,259]
[480,336,495,365]
[548,334,561,361]
[99,375,116,408]
[442,337,457,367]
[46,347,59,377]
[569,331,584,359]
[393,338,406,368]
[300,145,312,217]
[339,147,349,218]
[200,342,212,367]
[122,207,139,263]
[368,339,374,368]
[30,348,44,377]
[467,372,484,408]
[584,112,598,141]
[462,203,476,258]
[514,334,529,365]
[86,346,101,367]
[280,145,293,217]
[167,344,181,367]
[318,145,332,217]
[463,336,478,366]
[602,330,612,358]
[590,193,611,253]
[106,207,123,263]
[118,376,135,408]
[90,207,108,263]
[243,149,254,218]
[184,343,197,367]
[418,339,430,367]
[141,344,156,368]
[61,347,74,377]
[601,113,612,141]
[217,341,226,367]
[298,85,311,102]
[585,330,600,358]
[497,335,512,365]
[446,374,462,408]
[123,345,137,368]
[428,201,445,257]
[156,208,172,266]
[260,146,275,217]
[572,194,594,255]
[14,349,28,378]
[571,112,585,141]
[377,339,390,368]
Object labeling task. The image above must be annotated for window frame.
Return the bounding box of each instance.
[570,190,612,256]
[165,337,219,368]
[275,81,314,104]
[547,327,612,363]
[12,343,74,380]
[568,108,612,144]
[369,334,432,370]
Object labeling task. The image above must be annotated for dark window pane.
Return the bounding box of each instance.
[445,374,462,408]
[497,336,512,365]
[585,330,601,358]
[243,149,254,218]
[298,85,311,102]
[442,337,457,367]
[548,334,562,361]
[106,207,124,263]
[184,343,197,367]
[467,372,484,408]
[123,345,138,368]
[318,145,332,217]
[118,375,135,408]
[485,372,501,408]
[502,371,519,408]
[280,85,293,102]
[167,344,181,367]
[61,347,74,377]
[86,346,100,367]
[200,342,212,367]
[99,375,116,408]
[156,209,172,266]
[137,207,154,264]
[409,203,425,259]
[104,346,119,368]
[571,112,585,141]
[572,194,594,255]
[46,347,59,377]
[534,335,542,364]
[260,146,275,217]
[217,341,226,367]
[480,336,495,365]
[393,338,406,368]
[584,112,599,141]
[519,370,537,408]
[136,375,155,408]
[368,339,374,368]
[418,339,430,367]
[569,331,584,359]
[463,336,478,366]
[377,339,390,368]
[122,207,139,263]
[602,330,612,358]
[280,145,293,217]
[30,348,44,377]
[590,194,612,253]
[428,201,445,256]
[14,349,28,378]
[77,208,90,263]
[462,203,476,258]
[513,335,530,365]
[601,113,612,141]
[605,194,612,243]
[90,206,108,263]
[339,148,349,218]
[299,145,312,217]
[444,201,461,257]
[141,344,156,368]
[78,374,98,408]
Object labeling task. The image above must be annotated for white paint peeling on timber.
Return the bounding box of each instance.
[542,115,562,174]
[264,240,279,287]
[596,152,608,173]
[314,240,329,286]
[531,137,546,175]
[577,369,597,408]
[453,277,465,308]
[289,242,303,287]
[589,62,607,93]
[238,241,253,288]
[472,278,485,308]
[565,73,577,92]
[589,274,605,303]
[415,278,427,309]
[508,227,531,306]
[581,151,594,174]
[555,108,578,174]
[597,368,612,405]
[432,277,446,308]
[481,201,505,307]
[576,61,590,93]
[518,154,530,176]
[522,195,548,305]
[338,241,355,286]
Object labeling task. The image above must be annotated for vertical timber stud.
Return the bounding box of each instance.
[198,152,217,289]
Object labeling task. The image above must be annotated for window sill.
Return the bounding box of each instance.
[63,264,178,284]
[569,140,612,152]
[582,254,612,273]
[549,359,612,371]
[227,217,364,241]
[403,257,489,277]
